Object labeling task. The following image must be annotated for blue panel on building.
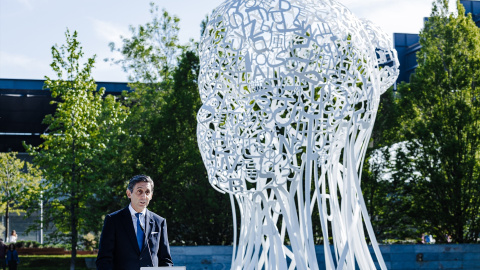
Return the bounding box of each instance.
[394,33,420,84]
[0,78,129,94]
[394,0,480,84]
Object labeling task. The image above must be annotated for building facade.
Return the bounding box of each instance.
[394,0,480,84]
[0,78,129,242]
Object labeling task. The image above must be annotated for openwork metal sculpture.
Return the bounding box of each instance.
[197,0,399,269]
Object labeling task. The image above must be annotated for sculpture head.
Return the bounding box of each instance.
[197,0,399,195]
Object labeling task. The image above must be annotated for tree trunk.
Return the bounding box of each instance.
[70,200,77,270]
[70,131,77,270]
[4,202,9,241]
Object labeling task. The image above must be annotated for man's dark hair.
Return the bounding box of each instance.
[127,175,154,192]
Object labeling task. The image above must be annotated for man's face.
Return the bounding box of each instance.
[126,182,153,213]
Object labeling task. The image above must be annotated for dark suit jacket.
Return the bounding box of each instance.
[96,206,173,270]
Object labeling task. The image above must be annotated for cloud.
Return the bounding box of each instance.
[336,0,434,37]
[0,51,50,79]
[89,18,129,46]
[92,60,129,82]
[0,51,45,70]
[16,0,34,10]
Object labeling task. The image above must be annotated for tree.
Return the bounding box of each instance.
[107,2,181,84]
[26,30,128,269]
[398,0,480,243]
[104,4,234,244]
[359,86,421,242]
[100,5,182,206]
[109,48,234,245]
[151,50,232,245]
[0,152,42,241]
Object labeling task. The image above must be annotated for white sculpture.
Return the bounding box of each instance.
[197,0,399,269]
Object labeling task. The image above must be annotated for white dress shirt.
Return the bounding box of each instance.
[8,235,17,243]
[128,204,146,235]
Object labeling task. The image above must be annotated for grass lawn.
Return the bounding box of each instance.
[17,255,97,270]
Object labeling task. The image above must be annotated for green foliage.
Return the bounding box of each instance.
[14,239,97,250]
[154,50,232,245]
[17,255,95,270]
[361,87,420,241]
[0,152,42,209]
[107,2,181,84]
[15,0,479,247]
[104,5,233,244]
[396,0,480,243]
[15,240,41,248]
[81,233,96,251]
[26,29,128,268]
[0,152,42,240]
[361,0,480,244]
[107,48,233,245]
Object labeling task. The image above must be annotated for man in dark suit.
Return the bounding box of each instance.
[96,175,173,269]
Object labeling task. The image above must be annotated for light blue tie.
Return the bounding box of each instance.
[135,213,144,250]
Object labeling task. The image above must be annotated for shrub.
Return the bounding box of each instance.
[81,233,97,251]
[16,240,41,248]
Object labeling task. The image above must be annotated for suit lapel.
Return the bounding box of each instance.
[144,209,155,250]
[120,207,141,254]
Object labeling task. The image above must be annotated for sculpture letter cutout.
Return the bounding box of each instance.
[197,0,399,269]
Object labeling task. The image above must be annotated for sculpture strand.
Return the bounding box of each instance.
[197,0,399,269]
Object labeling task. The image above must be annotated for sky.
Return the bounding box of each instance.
[0,0,458,82]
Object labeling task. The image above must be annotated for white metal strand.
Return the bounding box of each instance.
[197,0,399,269]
